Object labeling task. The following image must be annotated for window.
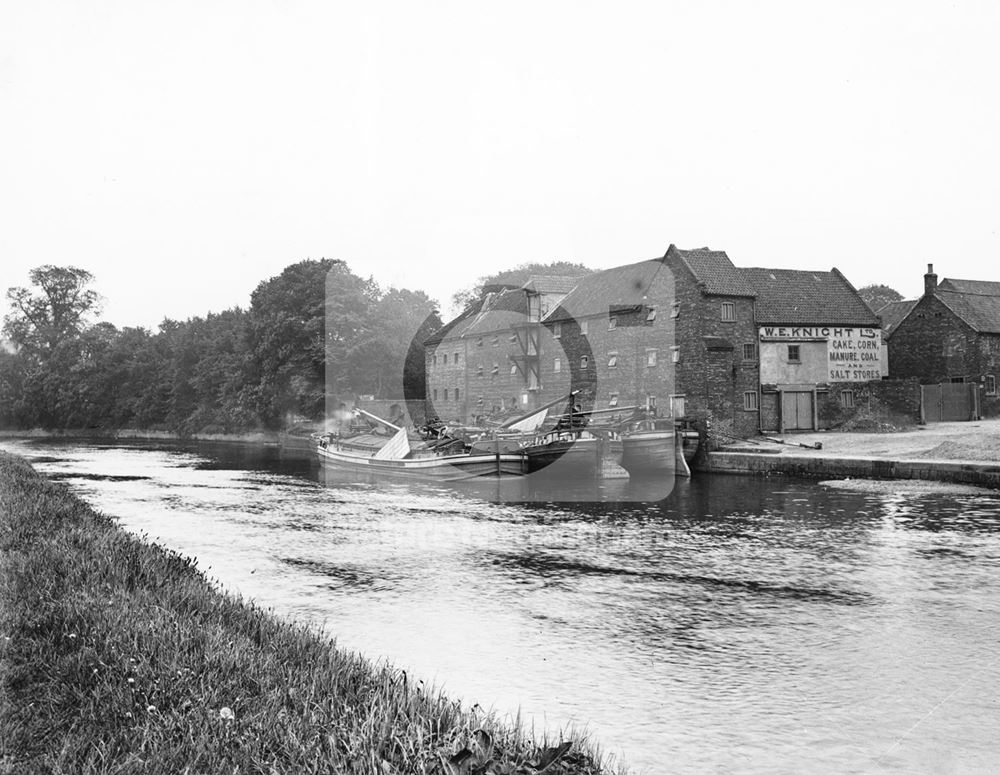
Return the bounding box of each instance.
[609,392,620,407]
[491,362,499,375]
[840,390,855,408]
[510,363,518,376]
[743,343,757,361]
[454,352,460,363]
[671,346,681,363]
[433,355,437,366]
[553,357,561,373]
[646,307,657,323]
[950,376,965,383]
[743,391,759,411]
[580,319,588,336]
[553,322,562,339]
[787,344,801,363]
[609,315,618,330]
[580,355,589,369]
[987,374,997,395]
[670,302,681,319]
[433,388,438,400]
[443,388,449,400]
[670,395,686,417]
[646,349,658,367]
[442,354,448,365]
[455,388,460,401]
[722,302,736,322]
[608,352,618,368]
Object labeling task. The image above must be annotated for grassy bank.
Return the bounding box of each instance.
[0,453,616,774]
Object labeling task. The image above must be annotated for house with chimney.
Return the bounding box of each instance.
[887,264,1000,419]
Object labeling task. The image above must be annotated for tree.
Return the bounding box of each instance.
[451,261,592,311]
[857,283,903,313]
[3,266,101,356]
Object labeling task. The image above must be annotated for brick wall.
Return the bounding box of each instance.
[816,379,921,430]
[889,295,1000,419]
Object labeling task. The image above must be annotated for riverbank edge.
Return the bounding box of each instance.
[702,450,1000,488]
[0,428,283,445]
[0,453,616,774]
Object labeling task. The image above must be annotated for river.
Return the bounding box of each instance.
[3,438,1000,774]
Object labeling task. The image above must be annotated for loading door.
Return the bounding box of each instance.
[781,391,815,431]
[921,383,978,422]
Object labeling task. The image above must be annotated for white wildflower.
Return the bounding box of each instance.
[219,706,235,721]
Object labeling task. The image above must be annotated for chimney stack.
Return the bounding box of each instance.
[924,263,937,296]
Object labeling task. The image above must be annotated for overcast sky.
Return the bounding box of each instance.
[3,1,999,329]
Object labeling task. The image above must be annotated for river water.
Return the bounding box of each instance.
[3,438,1000,774]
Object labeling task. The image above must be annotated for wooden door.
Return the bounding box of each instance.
[781,391,815,431]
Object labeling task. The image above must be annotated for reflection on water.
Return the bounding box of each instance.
[3,438,1000,774]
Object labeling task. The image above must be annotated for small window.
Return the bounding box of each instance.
[442,354,448,365]
[553,322,562,339]
[950,376,965,383]
[671,346,680,363]
[609,392,620,407]
[553,357,561,373]
[491,363,499,375]
[722,302,736,322]
[986,374,997,395]
[787,344,801,363]
[670,302,681,319]
[743,391,759,411]
[646,307,657,323]
[646,349,658,367]
[580,355,589,369]
[443,388,449,400]
[454,352,460,363]
[433,388,438,400]
[455,388,460,401]
[433,355,437,366]
[510,363,518,376]
[580,319,588,336]
[609,315,618,330]
[840,390,855,408]
[742,343,757,361]
[608,352,618,368]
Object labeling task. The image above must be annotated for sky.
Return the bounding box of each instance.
[3,1,1000,330]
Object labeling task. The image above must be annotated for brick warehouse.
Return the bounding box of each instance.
[886,264,1000,418]
[424,245,885,442]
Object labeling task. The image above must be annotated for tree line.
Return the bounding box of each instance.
[0,261,441,433]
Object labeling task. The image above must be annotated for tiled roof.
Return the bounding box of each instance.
[938,278,1000,296]
[426,289,531,345]
[934,290,1000,335]
[424,298,485,345]
[741,267,879,326]
[669,245,756,297]
[521,275,580,294]
[544,259,666,322]
[877,299,917,336]
[464,289,529,335]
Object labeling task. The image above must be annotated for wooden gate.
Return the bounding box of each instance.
[921,382,979,422]
[780,390,815,431]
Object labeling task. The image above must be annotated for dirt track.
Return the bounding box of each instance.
[766,419,1000,462]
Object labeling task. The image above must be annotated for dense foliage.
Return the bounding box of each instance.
[0,260,441,433]
[857,283,903,313]
[451,261,592,311]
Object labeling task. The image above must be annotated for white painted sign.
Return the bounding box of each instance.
[759,326,883,382]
